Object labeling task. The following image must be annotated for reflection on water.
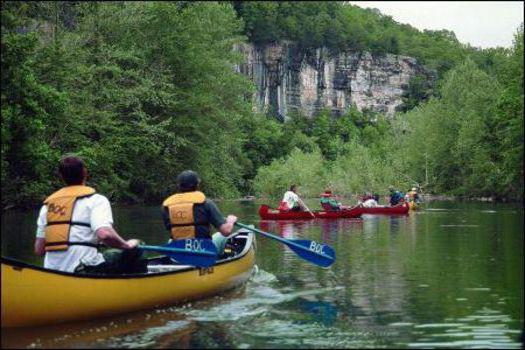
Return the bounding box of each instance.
[1,200,523,348]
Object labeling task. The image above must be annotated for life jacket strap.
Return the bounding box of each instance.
[46,221,91,227]
[44,241,101,249]
[169,222,208,228]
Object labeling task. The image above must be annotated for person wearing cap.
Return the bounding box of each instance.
[34,155,146,274]
[162,170,237,255]
[406,187,420,203]
[320,190,342,211]
[319,190,354,210]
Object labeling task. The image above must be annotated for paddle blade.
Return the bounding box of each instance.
[286,239,336,268]
[141,239,218,267]
[166,239,217,267]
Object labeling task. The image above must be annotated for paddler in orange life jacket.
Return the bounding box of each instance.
[162,170,237,255]
[34,156,146,273]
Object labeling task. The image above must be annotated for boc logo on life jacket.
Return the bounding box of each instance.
[48,203,67,216]
[175,210,186,219]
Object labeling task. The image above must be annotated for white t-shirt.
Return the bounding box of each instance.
[283,191,299,209]
[362,199,379,208]
[36,193,113,272]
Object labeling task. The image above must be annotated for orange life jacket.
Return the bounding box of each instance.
[278,201,290,211]
[44,185,96,251]
[162,191,207,240]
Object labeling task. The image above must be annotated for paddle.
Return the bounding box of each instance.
[234,222,335,268]
[298,198,316,218]
[139,239,218,267]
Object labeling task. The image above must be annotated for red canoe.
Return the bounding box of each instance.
[259,202,409,220]
[357,203,409,215]
[258,205,362,220]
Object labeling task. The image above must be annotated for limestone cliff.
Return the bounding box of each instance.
[236,42,435,120]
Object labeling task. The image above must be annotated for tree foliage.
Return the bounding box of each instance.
[2,1,252,207]
[2,2,523,208]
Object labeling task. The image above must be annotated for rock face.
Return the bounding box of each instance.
[236,42,434,120]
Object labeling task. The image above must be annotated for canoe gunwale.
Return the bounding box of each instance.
[0,231,254,280]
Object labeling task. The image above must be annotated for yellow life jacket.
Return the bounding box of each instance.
[162,191,206,240]
[407,190,417,200]
[44,185,96,251]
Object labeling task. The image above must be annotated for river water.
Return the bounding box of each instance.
[1,200,523,348]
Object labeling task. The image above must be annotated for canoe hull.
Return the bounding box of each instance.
[258,205,362,220]
[357,203,409,215]
[1,233,255,328]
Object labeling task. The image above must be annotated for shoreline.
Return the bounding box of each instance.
[2,194,522,212]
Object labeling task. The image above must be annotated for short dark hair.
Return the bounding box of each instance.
[59,156,86,185]
[177,170,200,192]
[290,184,297,191]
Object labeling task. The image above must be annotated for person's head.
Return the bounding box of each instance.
[59,155,87,186]
[177,170,201,192]
[290,185,297,193]
[412,187,417,191]
[388,186,394,193]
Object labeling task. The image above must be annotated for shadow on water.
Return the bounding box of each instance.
[1,200,524,348]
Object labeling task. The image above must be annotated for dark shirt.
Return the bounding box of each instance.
[162,199,226,239]
[389,191,403,206]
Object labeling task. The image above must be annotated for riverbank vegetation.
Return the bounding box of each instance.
[1,2,523,208]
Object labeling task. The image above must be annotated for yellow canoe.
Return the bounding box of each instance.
[1,231,255,328]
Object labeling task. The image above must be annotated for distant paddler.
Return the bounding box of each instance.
[388,186,405,207]
[34,155,147,274]
[406,187,420,202]
[405,186,420,209]
[277,185,313,216]
[357,192,380,208]
[161,170,238,256]
[320,190,354,211]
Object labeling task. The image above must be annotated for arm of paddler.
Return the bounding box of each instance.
[96,226,140,250]
[205,200,237,237]
[91,194,140,250]
[219,215,238,237]
[34,237,45,256]
[34,204,47,256]
[161,207,171,230]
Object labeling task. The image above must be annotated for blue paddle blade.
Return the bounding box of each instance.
[165,239,217,267]
[140,239,218,267]
[285,239,336,268]
[234,222,336,268]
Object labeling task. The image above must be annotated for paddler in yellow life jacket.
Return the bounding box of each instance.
[407,187,420,203]
[162,170,237,255]
[34,155,146,274]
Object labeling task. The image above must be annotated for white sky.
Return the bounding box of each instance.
[348,1,524,49]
